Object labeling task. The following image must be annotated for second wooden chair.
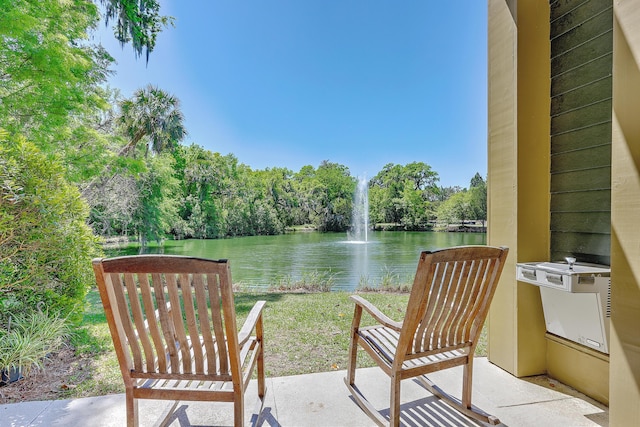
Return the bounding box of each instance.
[344,245,509,426]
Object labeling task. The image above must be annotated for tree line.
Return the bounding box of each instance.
[85,140,487,241]
[0,0,485,324]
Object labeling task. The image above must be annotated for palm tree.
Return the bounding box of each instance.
[117,84,187,156]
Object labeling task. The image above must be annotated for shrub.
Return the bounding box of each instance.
[0,311,69,382]
[0,133,101,324]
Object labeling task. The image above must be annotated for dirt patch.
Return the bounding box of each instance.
[0,346,94,404]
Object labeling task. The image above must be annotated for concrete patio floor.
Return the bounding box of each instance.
[1,358,608,427]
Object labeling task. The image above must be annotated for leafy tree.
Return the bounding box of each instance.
[308,161,355,232]
[86,173,141,237]
[84,85,187,233]
[171,148,291,239]
[468,173,487,225]
[403,162,439,191]
[255,167,297,229]
[470,172,485,188]
[400,186,429,228]
[117,85,187,156]
[0,0,174,329]
[132,153,180,245]
[0,134,100,322]
[291,165,321,226]
[0,0,110,143]
[433,185,463,202]
[172,145,221,238]
[369,163,405,224]
[0,0,173,145]
[369,162,439,229]
[99,0,174,61]
[436,190,475,226]
[59,88,126,185]
[450,191,472,224]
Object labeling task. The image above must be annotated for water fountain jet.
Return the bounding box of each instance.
[349,176,369,243]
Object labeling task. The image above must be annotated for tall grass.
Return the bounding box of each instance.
[0,312,68,377]
[268,269,337,292]
[357,266,413,293]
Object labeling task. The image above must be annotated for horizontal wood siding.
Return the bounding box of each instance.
[549,0,612,265]
[551,212,610,234]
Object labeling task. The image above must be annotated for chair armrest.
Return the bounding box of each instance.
[350,295,403,331]
[238,300,266,346]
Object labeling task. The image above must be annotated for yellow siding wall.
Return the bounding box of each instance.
[611,5,640,424]
[487,0,548,377]
[487,0,519,374]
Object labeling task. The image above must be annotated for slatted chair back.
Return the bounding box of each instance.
[93,255,266,427]
[397,245,507,363]
[95,255,240,383]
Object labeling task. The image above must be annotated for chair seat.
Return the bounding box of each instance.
[128,335,261,381]
[133,377,235,400]
[359,326,471,374]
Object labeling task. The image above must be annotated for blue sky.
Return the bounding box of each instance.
[95,1,487,189]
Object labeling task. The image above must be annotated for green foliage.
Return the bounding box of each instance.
[0,0,110,144]
[292,161,355,232]
[0,0,176,329]
[88,150,485,241]
[132,153,180,245]
[436,190,469,225]
[176,157,343,237]
[99,0,174,61]
[0,311,68,376]
[470,172,485,188]
[117,84,187,156]
[60,87,126,185]
[0,135,100,322]
[468,174,487,224]
[435,173,486,226]
[369,162,439,229]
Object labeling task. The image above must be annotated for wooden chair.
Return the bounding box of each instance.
[344,245,509,426]
[92,255,266,427]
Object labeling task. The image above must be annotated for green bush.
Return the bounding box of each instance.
[0,311,69,379]
[0,133,101,324]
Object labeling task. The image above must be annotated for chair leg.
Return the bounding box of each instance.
[462,356,473,409]
[346,339,358,384]
[234,392,244,427]
[257,342,265,398]
[346,305,363,385]
[389,374,401,427]
[253,341,267,426]
[125,389,138,427]
[256,314,266,399]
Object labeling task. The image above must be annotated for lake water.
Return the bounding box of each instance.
[110,231,486,291]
